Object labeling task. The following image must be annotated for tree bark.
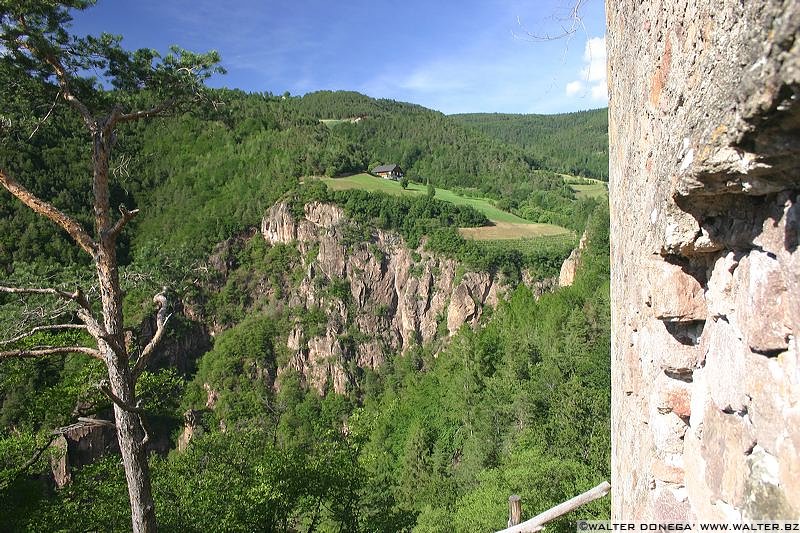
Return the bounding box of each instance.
[92,129,157,533]
[1,13,217,529]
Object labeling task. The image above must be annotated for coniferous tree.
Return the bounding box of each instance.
[0,2,222,531]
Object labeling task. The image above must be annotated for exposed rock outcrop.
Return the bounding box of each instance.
[558,228,588,287]
[261,201,503,394]
[50,420,118,488]
[609,0,799,521]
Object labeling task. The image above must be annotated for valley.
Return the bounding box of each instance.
[0,28,611,530]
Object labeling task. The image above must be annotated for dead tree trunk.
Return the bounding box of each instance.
[92,128,157,533]
[1,8,220,529]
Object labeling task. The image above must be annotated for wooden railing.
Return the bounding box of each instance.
[496,481,611,533]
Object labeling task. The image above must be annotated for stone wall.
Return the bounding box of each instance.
[608,0,799,521]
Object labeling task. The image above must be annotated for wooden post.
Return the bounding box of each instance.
[497,481,611,533]
[508,495,522,527]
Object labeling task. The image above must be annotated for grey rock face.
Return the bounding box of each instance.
[262,201,505,395]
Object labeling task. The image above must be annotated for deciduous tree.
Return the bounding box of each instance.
[0,2,222,531]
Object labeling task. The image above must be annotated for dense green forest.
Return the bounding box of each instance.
[452,110,609,180]
[0,85,599,271]
[0,8,610,530]
[1,205,610,532]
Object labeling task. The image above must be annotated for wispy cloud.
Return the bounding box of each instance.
[69,0,609,113]
[565,35,607,103]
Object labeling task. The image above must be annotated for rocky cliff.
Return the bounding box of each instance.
[260,201,502,394]
[608,0,799,521]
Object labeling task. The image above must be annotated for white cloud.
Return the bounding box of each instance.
[582,36,607,82]
[566,35,608,103]
[399,65,468,92]
[590,82,608,101]
[566,80,583,96]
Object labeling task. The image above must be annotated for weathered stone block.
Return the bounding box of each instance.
[652,486,692,522]
[652,371,693,419]
[701,406,756,507]
[743,445,798,519]
[702,317,749,413]
[651,409,688,454]
[689,367,709,429]
[776,407,800,513]
[684,425,718,520]
[639,318,704,373]
[704,252,739,321]
[734,251,791,354]
[647,259,707,322]
[652,454,685,484]
[745,353,788,454]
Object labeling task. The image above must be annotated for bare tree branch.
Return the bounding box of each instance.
[0,323,87,346]
[132,289,170,380]
[108,204,140,238]
[512,0,587,42]
[0,345,102,361]
[138,414,151,447]
[97,381,146,415]
[28,89,61,140]
[75,417,117,429]
[0,169,97,256]
[75,308,125,360]
[0,285,84,304]
[109,99,177,129]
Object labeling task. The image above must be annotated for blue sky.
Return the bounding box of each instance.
[70,0,607,115]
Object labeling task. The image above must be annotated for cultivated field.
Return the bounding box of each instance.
[320,119,349,127]
[458,221,569,240]
[571,183,608,199]
[321,173,528,220]
[318,173,572,240]
[562,175,608,199]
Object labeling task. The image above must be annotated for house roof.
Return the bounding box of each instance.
[372,164,401,173]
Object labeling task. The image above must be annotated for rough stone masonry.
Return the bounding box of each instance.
[608,0,799,521]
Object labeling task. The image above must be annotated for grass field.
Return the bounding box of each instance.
[561,175,608,199]
[458,222,568,240]
[318,173,572,240]
[476,234,577,256]
[571,182,608,199]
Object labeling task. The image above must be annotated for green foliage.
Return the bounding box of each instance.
[349,203,611,530]
[153,430,363,532]
[184,315,278,425]
[0,205,610,531]
[135,369,184,417]
[0,19,612,527]
[0,348,104,431]
[290,91,568,204]
[424,226,573,281]
[453,109,610,180]
[12,425,367,532]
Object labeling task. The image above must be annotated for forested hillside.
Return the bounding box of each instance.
[0,22,610,531]
[288,91,564,203]
[1,87,601,271]
[452,110,609,180]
